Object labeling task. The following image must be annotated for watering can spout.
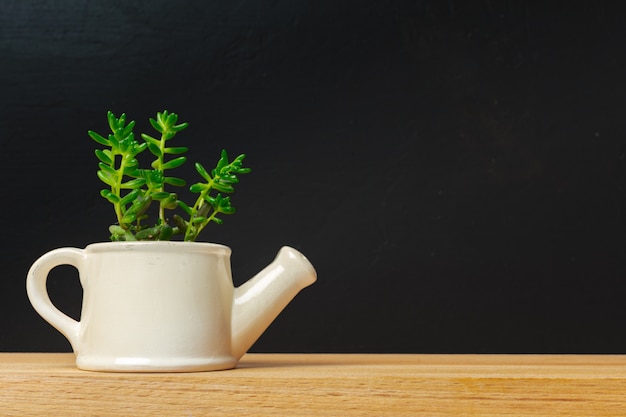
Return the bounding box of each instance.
[231,246,317,359]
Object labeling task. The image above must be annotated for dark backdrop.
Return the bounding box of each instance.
[1,1,626,353]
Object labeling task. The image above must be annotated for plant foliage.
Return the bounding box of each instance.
[88,110,250,242]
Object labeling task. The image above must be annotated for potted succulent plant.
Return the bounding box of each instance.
[26,110,317,372]
[90,110,250,242]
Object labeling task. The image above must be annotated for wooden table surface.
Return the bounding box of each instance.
[2,353,626,416]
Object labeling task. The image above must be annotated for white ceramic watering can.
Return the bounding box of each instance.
[26,242,316,372]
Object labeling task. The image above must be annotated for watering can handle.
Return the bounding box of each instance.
[26,247,84,352]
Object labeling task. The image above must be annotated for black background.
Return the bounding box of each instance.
[1,1,626,353]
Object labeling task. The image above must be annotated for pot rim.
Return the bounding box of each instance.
[83,240,231,254]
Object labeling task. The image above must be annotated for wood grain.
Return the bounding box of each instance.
[2,353,626,416]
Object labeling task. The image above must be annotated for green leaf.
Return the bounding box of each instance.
[150,192,171,200]
[158,224,174,241]
[195,162,211,181]
[94,149,113,165]
[133,142,148,156]
[109,225,126,235]
[115,131,135,153]
[122,160,139,174]
[192,216,207,224]
[165,112,177,125]
[212,182,235,193]
[109,225,136,241]
[147,142,162,158]
[163,176,186,187]
[96,166,114,178]
[97,170,116,186]
[88,130,110,146]
[120,178,146,189]
[119,189,141,206]
[177,201,192,216]
[219,199,236,214]
[122,120,136,138]
[129,195,152,216]
[149,118,163,133]
[100,189,119,204]
[141,133,160,146]
[108,133,119,149]
[135,226,160,240]
[234,167,251,175]
[173,214,188,230]
[220,174,239,184]
[215,195,235,214]
[164,146,188,155]
[189,183,206,193]
[161,156,187,170]
[142,170,164,189]
[107,111,119,132]
[172,122,189,132]
[121,212,136,224]
[160,194,178,210]
[212,149,229,175]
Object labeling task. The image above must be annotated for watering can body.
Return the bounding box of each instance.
[26,242,316,372]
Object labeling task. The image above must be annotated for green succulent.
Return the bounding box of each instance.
[88,110,250,242]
